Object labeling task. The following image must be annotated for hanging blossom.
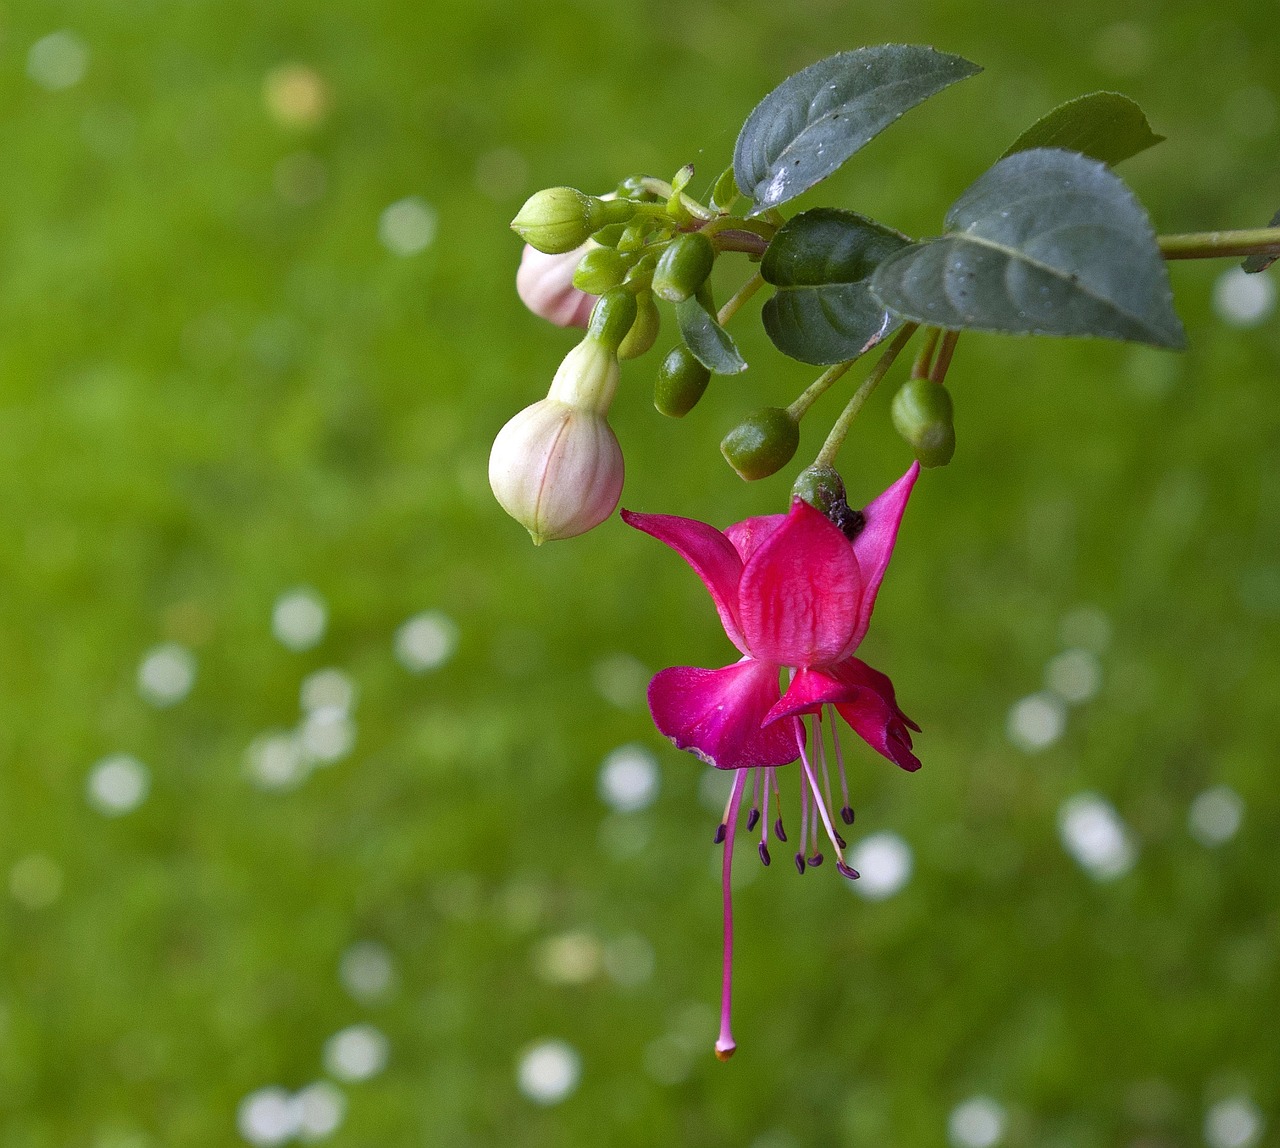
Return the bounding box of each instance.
[621,462,920,1060]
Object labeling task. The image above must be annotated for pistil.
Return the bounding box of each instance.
[715,768,748,1061]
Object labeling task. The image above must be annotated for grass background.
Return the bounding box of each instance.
[0,0,1277,1144]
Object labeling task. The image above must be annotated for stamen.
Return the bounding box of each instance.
[808,851,824,867]
[836,860,860,880]
[816,712,836,821]
[760,767,770,851]
[797,715,854,872]
[828,705,855,824]
[770,769,787,841]
[713,824,726,845]
[715,768,748,1062]
[758,842,771,866]
[745,768,762,832]
[794,852,806,874]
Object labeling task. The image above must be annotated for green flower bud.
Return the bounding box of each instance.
[720,407,800,481]
[891,377,956,468]
[618,292,660,361]
[654,345,711,418]
[585,288,638,355]
[652,232,716,303]
[511,187,635,254]
[573,246,630,295]
[791,464,848,517]
[615,175,663,203]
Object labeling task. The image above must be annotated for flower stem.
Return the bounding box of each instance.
[1158,227,1280,260]
[929,329,960,384]
[717,273,765,326]
[910,327,940,379]
[815,323,919,467]
[787,359,856,421]
[715,768,748,1062]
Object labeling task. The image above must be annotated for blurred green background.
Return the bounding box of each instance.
[1,1,1277,1145]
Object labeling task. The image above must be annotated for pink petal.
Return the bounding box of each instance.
[648,659,802,770]
[516,244,597,328]
[738,498,862,667]
[763,666,856,725]
[843,462,920,653]
[723,514,785,563]
[621,510,747,652]
[831,657,921,772]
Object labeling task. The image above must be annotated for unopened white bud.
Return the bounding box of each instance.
[489,399,624,544]
[516,242,597,329]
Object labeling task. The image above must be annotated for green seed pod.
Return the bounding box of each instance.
[891,378,956,468]
[720,407,800,481]
[618,292,660,361]
[585,288,639,354]
[652,232,716,303]
[791,463,848,517]
[653,345,711,417]
[511,188,635,254]
[573,247,630,294]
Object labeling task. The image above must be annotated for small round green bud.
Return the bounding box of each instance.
[615,175,663,203]
[791,464,848,517]
[720,407,800,481]
[618,292,660,361]
[653,346,711,417]
[511,188,635,254]
[573,246,630,294]
[652,232,716,303]
[891,377,956,468]
[585,288,638,353]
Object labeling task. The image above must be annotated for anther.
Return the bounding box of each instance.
[774,817,787,843]
[758,842,771,866]
[835,832,847,850]
[794,853,806,875]
[840,806,855,825]
[808,852,824,867]
[836,860,860,880]
[713,824,726,844]
[746,808,760,832]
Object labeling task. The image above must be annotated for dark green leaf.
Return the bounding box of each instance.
[676,297,747,375]
[870,148,1186,349]
[1001,91,1165,167]
[1243,208,1280,273]
[760,209,909,364]
[733,45,981,214]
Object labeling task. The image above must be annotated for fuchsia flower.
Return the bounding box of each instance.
[621,462,921,1060]
[516,242,597,329]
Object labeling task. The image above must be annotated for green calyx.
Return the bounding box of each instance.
[654,345,711,417]
[652,232,716,303]
[618,293,660,361]
[586,288,639,353]
[511,188,636,254]
[720,407,800,481]
[891,377,956,468]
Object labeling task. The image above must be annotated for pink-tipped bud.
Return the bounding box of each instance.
[516,242,598,329]
[488,398,624,544]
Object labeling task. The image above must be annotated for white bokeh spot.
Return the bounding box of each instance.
[1058,792,1136,880]
[272,588,327,651]
[848,832,913,901]
[1205,1096,1265,1148]
[394,611,458,672]
[28,31,88,91]
[597,744,659,813]
[1189,785,1245,847]
[516,1039,581,1105]
[323,1024,389,1083]
[87,754,150,816]
[379,197,438,256]
[1007,693,1066,753]
[1213,267,1276,328]
[137,642,197,707]
[948,1095,1006,1148]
